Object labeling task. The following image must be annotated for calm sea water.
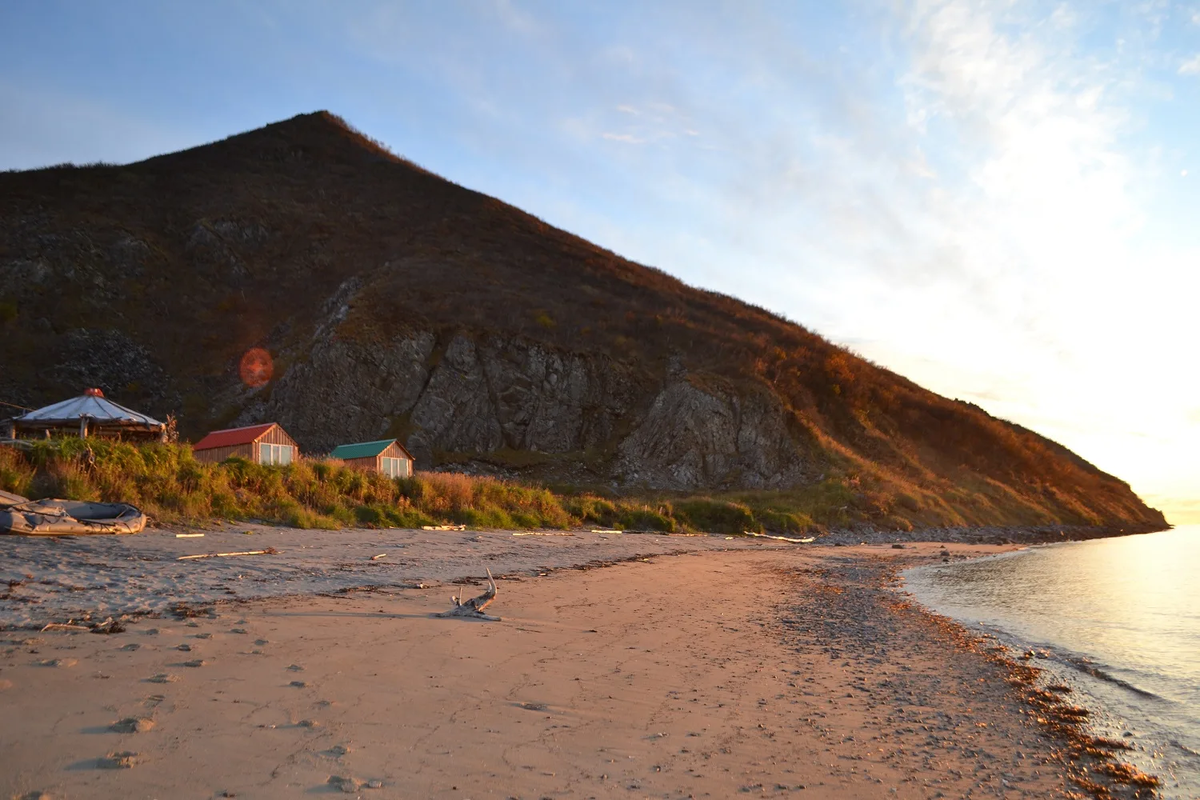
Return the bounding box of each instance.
[903,526,1200,800]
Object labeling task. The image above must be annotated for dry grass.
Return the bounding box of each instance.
[0,439,976,534]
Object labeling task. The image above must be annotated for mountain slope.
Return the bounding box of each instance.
[0,111,1166,530]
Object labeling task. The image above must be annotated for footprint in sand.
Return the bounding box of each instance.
[289,681,308,688]
[176,644,192,652]
[144,694,165,708]
[298,719,320,729]
[97,750,139,769]
[230,628,248,634]
[120,643,140,652]
[194,633,213,640]
[181,659,207,668]
[110,717,155,733]
[286,664,304,672]
[254,639,269,646]
[146,673,178,684]
[15,791,50,800]
[36,658,77,668]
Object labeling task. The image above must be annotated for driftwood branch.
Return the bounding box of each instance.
[741,531,816,543]
[436,568,500,621]
[177,548,278,561]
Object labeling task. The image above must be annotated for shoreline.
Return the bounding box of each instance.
[0,533,1159,799]
[0,521,1169,633]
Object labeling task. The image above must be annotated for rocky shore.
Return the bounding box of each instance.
[817,521,1170,547]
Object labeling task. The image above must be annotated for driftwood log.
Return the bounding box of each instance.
[436,568,500,621]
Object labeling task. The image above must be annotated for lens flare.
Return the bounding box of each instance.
[239,347,273,388]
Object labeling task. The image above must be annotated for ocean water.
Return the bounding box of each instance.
[903,526,1200,799]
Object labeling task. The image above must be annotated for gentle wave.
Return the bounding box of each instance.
[1056,653,1163,700]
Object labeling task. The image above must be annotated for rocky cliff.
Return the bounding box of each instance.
[0,111,1167,529]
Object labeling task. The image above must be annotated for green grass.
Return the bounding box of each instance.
[0,438,911,534]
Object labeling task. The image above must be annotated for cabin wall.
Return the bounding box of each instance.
[380,442,414,477]
[193,443,255,464]
[340,455,380,473]
[259,426,299,449]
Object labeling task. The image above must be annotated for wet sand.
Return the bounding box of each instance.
[1,539,1141,799]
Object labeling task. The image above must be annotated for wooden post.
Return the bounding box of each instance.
[79,417,88,439]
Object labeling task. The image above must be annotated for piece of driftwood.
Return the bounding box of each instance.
[436,568,500,621]
[41,622,90,632]
[511,531,573,537]
[175,533,204,538]
[370,553,387,561]
[589,528,622,534]
[177,547,278,561]
[421,524,467,531]
[741,531,816,543]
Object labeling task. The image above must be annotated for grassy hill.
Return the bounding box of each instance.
[0,112,1167,532]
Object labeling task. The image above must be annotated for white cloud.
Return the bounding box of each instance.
[1179,54,1200,75]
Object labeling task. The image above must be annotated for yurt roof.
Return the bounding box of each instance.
[13,388,164,429]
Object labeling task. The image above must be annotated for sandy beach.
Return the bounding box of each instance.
[0,530,1149,798]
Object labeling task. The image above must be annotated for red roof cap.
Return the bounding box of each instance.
[84,387,105,397]
[193,423,278,451]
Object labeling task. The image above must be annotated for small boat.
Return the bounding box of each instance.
[0,492,146,535]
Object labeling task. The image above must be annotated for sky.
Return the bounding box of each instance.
[2,0,1197,523]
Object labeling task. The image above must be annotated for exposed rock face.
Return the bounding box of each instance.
[614,380,806,490]
[244,332,436,454]
[475,336,635,454]
[253,321,804,490]
[49,328,177,411]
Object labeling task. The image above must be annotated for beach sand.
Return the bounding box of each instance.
[0,533,1114,799]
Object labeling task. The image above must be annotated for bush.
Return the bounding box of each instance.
[616,506,676,532]
[673,498,759,534]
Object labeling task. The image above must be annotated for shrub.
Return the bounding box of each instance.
[616,506,676,532]
[673,498,759,534]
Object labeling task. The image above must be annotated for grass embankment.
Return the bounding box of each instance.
[0,439,892,534]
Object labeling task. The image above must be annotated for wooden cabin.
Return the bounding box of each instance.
[192,423,298,465]
[328,438,414,478]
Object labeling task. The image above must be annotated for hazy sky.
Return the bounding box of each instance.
[2,1,1197,522]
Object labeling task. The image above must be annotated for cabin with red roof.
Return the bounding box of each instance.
[192,423,299,466]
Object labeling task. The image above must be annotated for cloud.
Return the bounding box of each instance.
[1179,54,1200,75]
[601,132,644,144]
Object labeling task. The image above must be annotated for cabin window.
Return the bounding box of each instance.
[381,456,409,478]
[259,443,294,466]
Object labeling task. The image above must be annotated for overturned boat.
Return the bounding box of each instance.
[0,492,146,535]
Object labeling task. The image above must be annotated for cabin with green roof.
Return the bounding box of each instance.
[329,438,414,478]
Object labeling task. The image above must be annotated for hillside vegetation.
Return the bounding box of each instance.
[1,439,857,534]
[0,111,1167,531]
